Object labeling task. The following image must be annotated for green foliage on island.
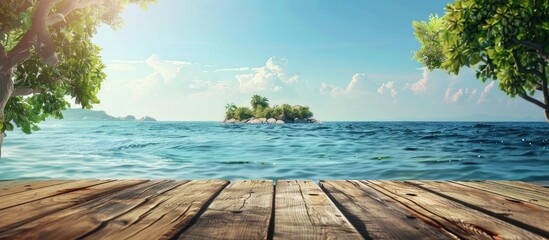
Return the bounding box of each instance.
[225,95,314,121]
[0,0,155,155]
[413,0,549,122]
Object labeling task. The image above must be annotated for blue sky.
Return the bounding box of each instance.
[91,0,545,121]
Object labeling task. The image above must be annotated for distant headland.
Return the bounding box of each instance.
[222,95,319,124]
[60,109,157,121]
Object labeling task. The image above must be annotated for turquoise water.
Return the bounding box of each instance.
[1,121,548,181]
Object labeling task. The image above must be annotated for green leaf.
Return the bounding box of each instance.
[1,0,155,137]
[487,49,496,59]
[412,0,548,116]
[470,54,481,65]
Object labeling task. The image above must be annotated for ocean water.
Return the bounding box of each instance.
[1,121,548,181]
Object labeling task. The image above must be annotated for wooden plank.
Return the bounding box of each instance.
[365,180,544,239]
[178,180,273,240]
[320,180,454,239]
[0,180,70,197]
[0,180,109,210]
[274,180,362,239]
[0,180,147,232]
[408,181,549,238]
[82,180,229,240]
[0,180,182,239]
[453,181,549,209]
[491,181,549,194]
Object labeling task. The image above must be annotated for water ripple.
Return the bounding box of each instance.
[1,121,548,181]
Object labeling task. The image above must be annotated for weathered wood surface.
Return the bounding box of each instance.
[0,180,547,239]
[0,180,147,232]
[0,180,70,197]
[368,181,544,239]
[0,180,228,240]
[178,180,273,240]
[320,180,455,239]
[274,180,362,239]
[454,180,549,209]
[82,180,229,240]
[0,180,109,210]
[408,180,549,236]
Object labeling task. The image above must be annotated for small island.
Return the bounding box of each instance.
[61,109,157,122]
[223,95,319,124]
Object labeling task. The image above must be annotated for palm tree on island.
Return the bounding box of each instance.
[223,95,318,124]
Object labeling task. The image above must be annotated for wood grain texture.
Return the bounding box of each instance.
[0,180,146,232]
[274,180,362,240]
[453,181,549,209]
[0,180,70,197]
[408,181,549,238]
[0,180,547,239]
[0,180,179,240]
[494,181,549,194]
[0,180,109,210]
[82,180,229,240]
[320,180,454,240]
[178,180,273,240]
[366,180,544,240]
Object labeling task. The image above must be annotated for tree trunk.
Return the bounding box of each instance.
[0,68,14,157]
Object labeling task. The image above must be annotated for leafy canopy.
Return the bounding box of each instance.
[413,0,549,121]
[250,94,269,112]
[0,0,155,135]
[224,95,314,121]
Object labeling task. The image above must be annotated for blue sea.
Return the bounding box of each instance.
[1,121,548,181]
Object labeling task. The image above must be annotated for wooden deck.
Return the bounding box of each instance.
[0,180,548,239]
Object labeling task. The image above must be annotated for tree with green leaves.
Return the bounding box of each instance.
[0,0,154,156]
[250,94,269,112]
[224,95,314,122]
[224,103,237,120]
[293,105,313,119]
[233,107,254,121]
[413,0,548,122]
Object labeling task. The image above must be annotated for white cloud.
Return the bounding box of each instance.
[409,68,429,94]
[442,81,496,105]
[235,57,298,93]
[319,83,344,97]
[284,75,300,85]
[444,88,464,103]
[106,63,136,71]
[96,53,541,121]
[320,73,396,99]
[214,67,251,72]
[165,60,192,65]
[145,54,190,83]
[110,59,145,64]
[345,73,368,95]
[377,81,397,97]
[477,81,495,104]
[470,89,478,98]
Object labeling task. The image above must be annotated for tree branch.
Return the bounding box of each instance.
[11,88,41,96]
[514,39,549,61]
[0,42,5,60]
[511,51,545,91]
[2,0,107,72]
[2,0,61,71]
[34,0,59,66]
[520,93,546,109]
[47,0,105,25]
[542,64,549,109]
[16,0,34,13]
[512,50,545,80]
[1,32,35,71]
